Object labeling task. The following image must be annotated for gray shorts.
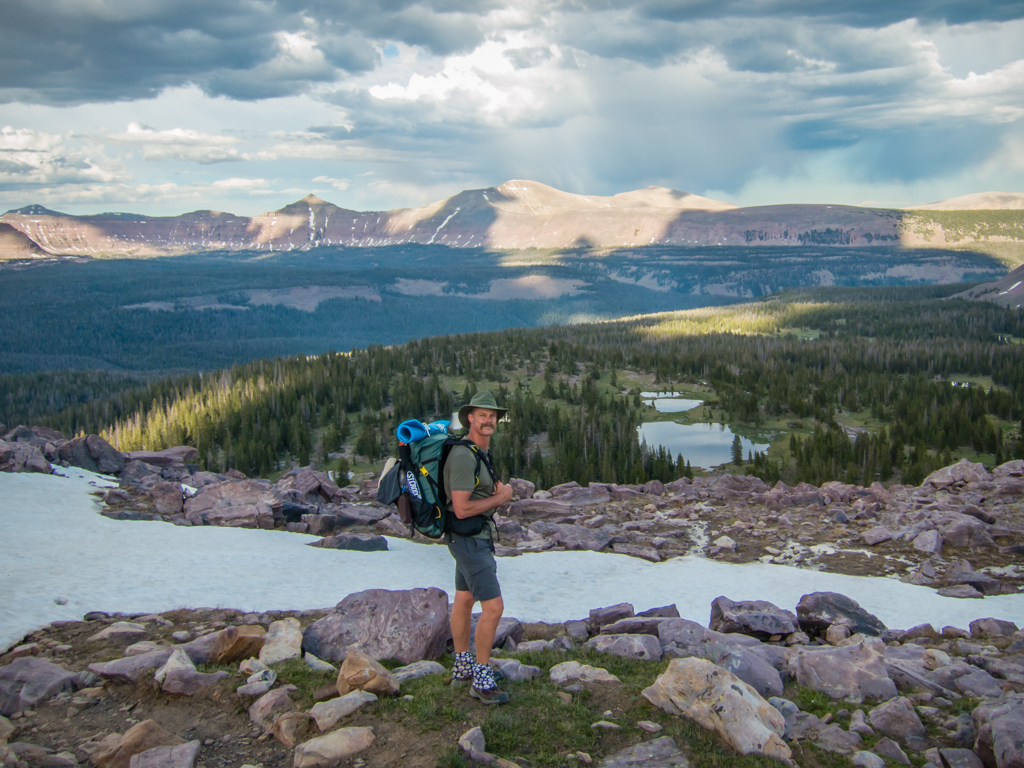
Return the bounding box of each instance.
[447,534,501,602]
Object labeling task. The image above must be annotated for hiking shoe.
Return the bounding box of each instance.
[470,686,510,705]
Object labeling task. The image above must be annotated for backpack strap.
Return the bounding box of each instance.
[439,438,499,540]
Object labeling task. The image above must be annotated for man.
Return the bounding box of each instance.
[444,390,514,705]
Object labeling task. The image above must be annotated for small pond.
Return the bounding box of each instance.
[640,392,704,413]
[637,421,771,469]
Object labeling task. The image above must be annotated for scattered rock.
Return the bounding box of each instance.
[248,687,298,732]
[458,726,486,759]
[709,597,798,639]
[597,736,690,767]
[585,634,662,662]
[335,650,400,697]
[938,748,984,768]
[309,691,377,732]
[852,751,884,768]
[641,658,791,760]
[127,741,200,768]
[208,626,266,665]
[937,585,984,599]
[0,657,79,716]
[259,618,303,665]
[970,618,1019,639]
[489,659,542,682]
[873,737,910,765]
[292,727,374,768]
[390,661,445,683]
[867,697,926,745]
[796,592,887,638]
[271,712,313,748]
[94,721,185,768]
[862,526,893,545]
[788,638,897,702]
[971,693,1024,768]
[589,604,635,633]
[549,662,620,685]
[308,533,388,552]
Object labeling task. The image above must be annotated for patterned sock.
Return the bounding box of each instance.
[473,663,497,691]
[453,651,475,680]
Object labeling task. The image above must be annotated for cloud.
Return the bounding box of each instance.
[0,126,124,187]
[105,123,250,163]
[312,175,351,190]
[211,177,268,190]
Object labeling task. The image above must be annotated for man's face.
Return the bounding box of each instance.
[467,408,499,435]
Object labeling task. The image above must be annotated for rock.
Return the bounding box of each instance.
[942,520,995,550]
[657,619,783,699]
[549,662,620,685]
[938,585,984,599]
[796,592,887,638]
[303,653,337,673]
[852,752,884,768]
[272,712,313,748]
[183,479,279,528]
[302,588,450,664]
[862,526,893,545]
[508,499,574,518]
[94,721,185,768]
[826,624,852,645]
[292,727,374,768]
[308,692,377,732]
[58,435,126,475]
[127,742,200,768]
[489,659,541,682]
[709,597,798,639]
[713,535,737,550]
[873,737,910,765]
[209,626,266,665]
[923,649,951,670]
[458,726,486,758]
[867,697,926,745]
[248,687,298,732]
[528,521,613,551]
[259,618,303,665]
[598,737,689,767]
[913,530,944,555]
[589,603,635,633]
[970,618,1019,639]
[308,533,388,552]
[236,669,276,697]
[638,605,681,619]
[0,658,79,716]
[564,620,590,641]
[850,709,874,735]
[641,658,791,760]
[586,635,662,662]
[390,661,445,683]
[600,617,671,636]
[161,666,228,697]
[335,650,400,697]
[0,714,14,743]
[938,748,984,768]
[88,622,148,642]
[783,710,862,754]
[972,694,1024,768]
[149,482,183,516]
[0,441,51,474]
[788,637,897,702]
[611,543,662,562]
[508,478,535,501]
[924,459,991,488]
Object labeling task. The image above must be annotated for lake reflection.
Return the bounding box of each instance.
[640,392,704,413]
[637,422,771,469]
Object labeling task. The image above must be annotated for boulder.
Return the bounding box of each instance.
[508,478,535,500]
[209,626,266,665]
[549,662,620,685]
[149,483,183,516]
[598,737,689,767]
[88,634,217,683]
[913,530,944,555]
[787,638,897,702]
[970,618,1020,639]
[335,650,399,697]
[601,617,672,636]
[309,691,377,732]
[586,635,662,662]
[259,618,303,665]
[853,752,884,768]
[302,588,451,664]
[127,741,200,768]
[924,459,992,488]
[528,521,613,551]
[248,687,298,731]
[783,710,862,754]
[308,533,388,552]
[390,661,445,683]
[183,479,279,528]
[938,749,984,768]
[873,737,910,765]
[0,657,79,716]
[641,658,791,761]
[796,592,886,638]
[943,520,995,550]
[272,712,314,748]
[0,441,51,474]
[94,721,185,768]
[862,526,893,546]
[972,694,1024,768]
[709,597,798,638]
[589,603,635,633]
[867,697,926,745]
[58,435,126,475]
[938,585,984,599]
[292,727,374,768]
[488,659,542,682]
[508,499,574,518]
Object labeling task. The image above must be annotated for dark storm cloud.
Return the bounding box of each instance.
[0,0,499,105]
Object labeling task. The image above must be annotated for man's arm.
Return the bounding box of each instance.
[451,481,514,519]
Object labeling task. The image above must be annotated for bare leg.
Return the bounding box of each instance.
[474,595,504,666]
[451,590,475,654]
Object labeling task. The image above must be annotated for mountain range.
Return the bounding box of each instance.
[2,180,1023,260]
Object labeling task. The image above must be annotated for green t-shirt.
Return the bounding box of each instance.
[443,444,495,539]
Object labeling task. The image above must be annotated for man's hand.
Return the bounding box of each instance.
[492,481,514,506]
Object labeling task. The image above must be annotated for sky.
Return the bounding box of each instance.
[0,0,1023,217]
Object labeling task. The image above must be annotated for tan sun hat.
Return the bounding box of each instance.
[457,390,508,430]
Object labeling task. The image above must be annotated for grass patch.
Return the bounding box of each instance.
[271,658,337,708]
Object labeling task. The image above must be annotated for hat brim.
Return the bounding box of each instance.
[458,405,508,430]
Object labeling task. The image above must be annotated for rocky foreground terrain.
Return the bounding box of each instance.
[3,423,1023,598]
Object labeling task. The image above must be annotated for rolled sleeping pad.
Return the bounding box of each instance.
[396,419,429,443]
[426,420,451,435]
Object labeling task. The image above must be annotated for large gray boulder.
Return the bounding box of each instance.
[529,521,613,551]
[642,658,791,761]
[589,603,635,632]
[586,634,663,662]
[0,440,51,474]
[0,657,79,715]
[58,434,126,475]
[867,697,926,746]
[796,592,887,638]
[302,588,450,664]
[658,619,783,698]
[787,638,897,702]
[924,459,992,489]
[710,596,799,638]
[183,479,279,528]
[972,693,1024,768]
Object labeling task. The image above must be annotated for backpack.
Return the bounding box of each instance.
[377,429,496,539]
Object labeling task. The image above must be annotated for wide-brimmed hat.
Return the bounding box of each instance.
[458,390,508,429]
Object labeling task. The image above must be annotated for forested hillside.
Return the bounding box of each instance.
[5,285,1024,490]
